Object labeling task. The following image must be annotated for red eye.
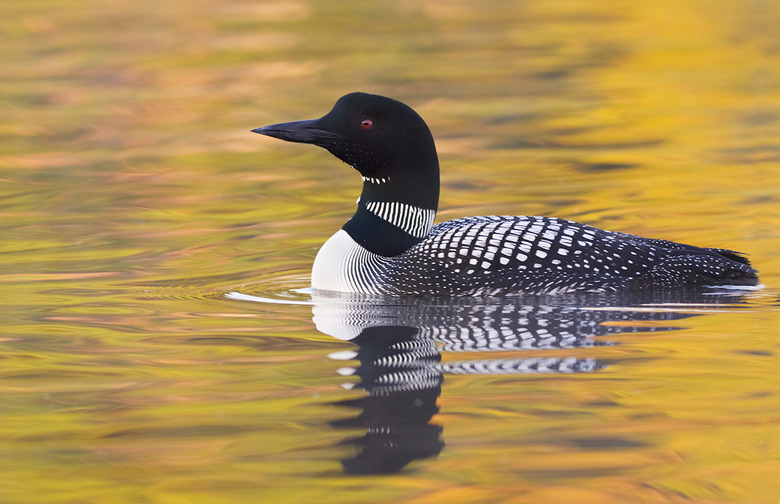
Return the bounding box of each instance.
[360,119,374,130]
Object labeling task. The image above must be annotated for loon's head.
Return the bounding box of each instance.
[253,92,439,210]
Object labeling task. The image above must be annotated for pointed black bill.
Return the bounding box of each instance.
[251,119,341,145]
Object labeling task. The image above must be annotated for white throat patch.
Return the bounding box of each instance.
[361,175,389,184]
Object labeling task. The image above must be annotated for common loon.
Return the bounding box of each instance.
[252,92,759,296]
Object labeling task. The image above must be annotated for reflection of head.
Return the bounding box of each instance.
[331,325,444,475]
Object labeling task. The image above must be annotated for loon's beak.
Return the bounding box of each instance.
[251,119,340,145]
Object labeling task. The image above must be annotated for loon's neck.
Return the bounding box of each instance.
[312,179,439,292]
[339,156,439,258]
[343,197,436,257]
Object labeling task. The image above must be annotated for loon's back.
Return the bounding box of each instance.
[380,215,757,296]
[252,92,759,296]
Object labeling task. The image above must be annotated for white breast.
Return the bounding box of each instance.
[311,230,391,294]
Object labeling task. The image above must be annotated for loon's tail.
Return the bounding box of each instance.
[703,248,754,267]
[656,247,759,287]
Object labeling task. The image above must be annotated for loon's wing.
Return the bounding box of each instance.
[589,231,754,266]
[383,216,757,295]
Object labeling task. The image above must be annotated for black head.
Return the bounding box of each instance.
[253,92,439,209]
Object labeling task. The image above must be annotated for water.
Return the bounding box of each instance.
[1,0,779,503]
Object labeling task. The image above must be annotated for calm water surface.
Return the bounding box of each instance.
[2,1,779,503]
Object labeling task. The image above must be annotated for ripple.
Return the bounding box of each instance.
[226,290,315,306]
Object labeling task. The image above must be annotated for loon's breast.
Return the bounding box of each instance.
[312,229,390,294]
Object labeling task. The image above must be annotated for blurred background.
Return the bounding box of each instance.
[1,1,778,503]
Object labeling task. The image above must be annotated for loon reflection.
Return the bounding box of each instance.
[311,291,734,475]
[226,289,754,474]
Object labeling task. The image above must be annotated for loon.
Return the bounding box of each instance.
[252,92,759,296]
